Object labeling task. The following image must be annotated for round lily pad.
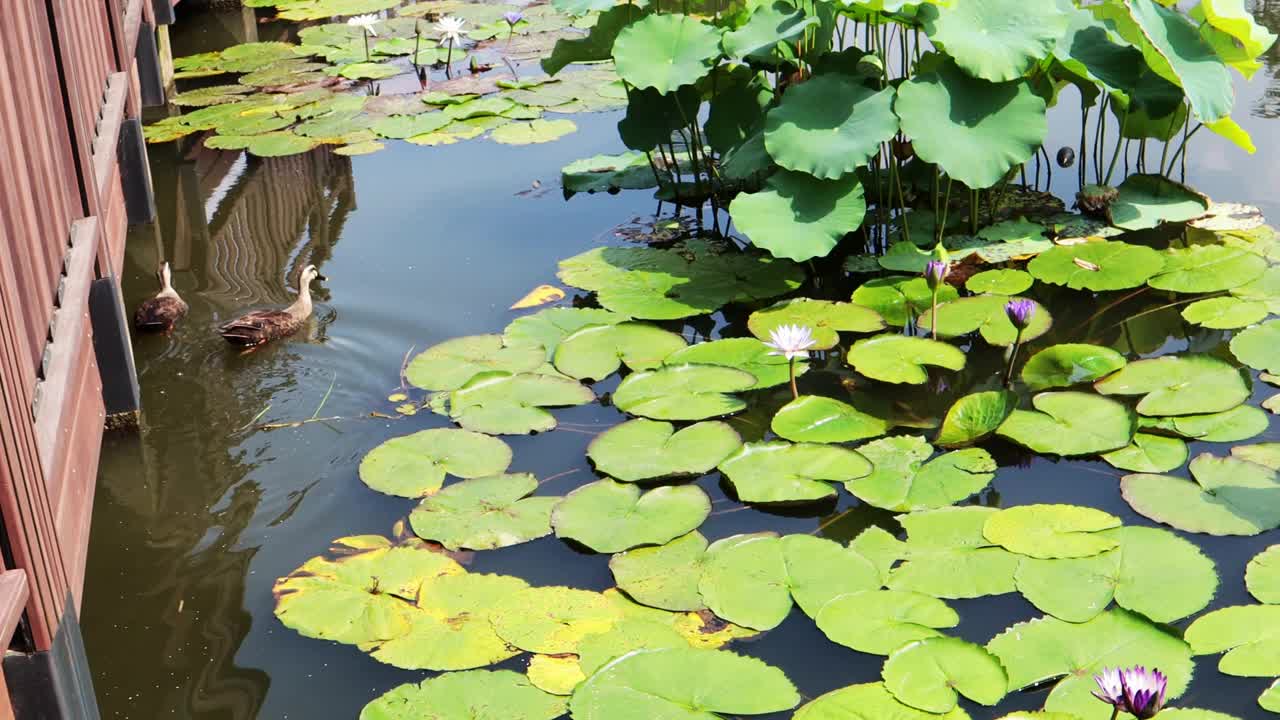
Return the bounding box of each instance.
[504,307,626,360]
[1142,405,1270,442]
[920,0,1066,82]
[729,170,868,261]
[613,364,756,420]
[575,619,688,680]
[1101,432,1188,473]
[918,295,1052,347]
[1181,296,1269,329]
[664,337,805,389]
[848,435,997,512]
[491,119,577,144]
[764,78,898,179]
[450,371,595,434]
[407,334,545,391]
[770,395,889,444]
[526,654,586,696]
[610,531,708,611]
[552,322,686,381]
[612,14,722,94]
[1232,442,1280,469]
[883,637,1008,713]
[996,391,1135,456]
[359,670,567,720]
[1110,174,1211,231]
[936,390,1017,447]
[1021,343,1128,391]
[1149,244,1267,293]
[1186,604,1280,676]
[1095,354,1250,416]
[1121,452,1280,536]
[588,418,741,482]
[748,298,885,350]
[408,473,559,550]
[816,590,959,655]
[983,504,1121,559]
[1027,242,1165,291]
[847,335,966,385]
[851,275,960,327]
[697,533,791,630]
[966,269,1034,295]
[718,441,872,503]
[551,479,711,553]
[795,682,971,720]
[1246,545,1280,604]
[359,429,513,498]
[490,586,623,654]
[781,534,880,618]
[1230,319,1280,373]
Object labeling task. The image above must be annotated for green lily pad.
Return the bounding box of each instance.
[170,84,256,107]
[359,670,567,720]
[612,14,722,94]
[848,435,996,512]
[504,307,626,360]
[781,534,881,618]
[572,619,689,682]
[371,112,451,139]
[1186,604,1280,676]
[883,637,1008,713]
[764,78,897,180]
[729,170,867,262]
[996,391,1135,456]
[851,275,960,327]
[407,334,546,391]
[1264,681,1280,714]
[1181,296,1269,329]
[449,371,594,434]
[234,132,320,157]
[983,504,1121,559]
[1101,433,1188,473]
[664,338,804,389]
[935,390,1017,447]
[1095,354,1250,416]
[588,418,741,482]
[847,335,966,385]
[562,151,658,194]
[697,533,791,630]
[1232,442,1280,469]
[491,119,577,144]
[747,299,884,350]
[1230,319,1280,373]
[794,682,972,720]
[1021,344,1129,391]
[610,532,709,611]
[336,61,402,80]
[359,428,513,497]
[966,269,1034,295]
[895,58,1047,189]
[1110,174,1211,231]
[613,364,756,420]
[919,295,1052,347]
[490,586,623,653]
[1121,452,1280,536]
[885,507,1021,599]
[568,647,800,719]
[1148,244,1267,293]
[1027,242,1165,291]
[408,473,559,550]
[551,479,710,553]
[718,441,871,503]
[1247,545,1280,604]
[770,395,889,444]
[816,590,959,655]
[1230,265,1280,312]
[1141,405,1269,442]
[552,322,686,381]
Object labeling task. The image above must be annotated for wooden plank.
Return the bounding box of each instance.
[92,72,128,204]
[0,570,32,643]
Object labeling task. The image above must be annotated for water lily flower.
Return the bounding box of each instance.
[765,324,815,400]
[923,260,949,340]
[1005,298,1036,331]
[347,13,380,35]
[504,10,524,26]
[1092,667,1126,710]
[434,16,467,45]
[1121,666,1167,719]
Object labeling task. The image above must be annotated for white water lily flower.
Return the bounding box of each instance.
[763,324,816,360]
[347,13,380,35]
[434,16,467,45]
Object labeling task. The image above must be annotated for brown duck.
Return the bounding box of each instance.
[134,262,188,333]
[218,265,326,347]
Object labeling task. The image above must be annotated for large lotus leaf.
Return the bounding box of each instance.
[987,609,1193,720]
[984,504,1120,559]
[1141,405,1269,442]
[1108,175,1211,231]
[851,275,960,327]
[407,334,545,390]
[1013,526,1217,623]
[1181,296,1269,329]
[794,682,972,720]
[1231,319,1280,373]
[274,545,464,645]
[729,170,867,262]
[588,419,741,482]
[721,0,816,60]
[697,533,791,630]
[1194,0,1278,79]
[997,392,1135,456]
[359,429,512,498]
[1101,432,1188,473]
[847,335,966,385]
[551,480,710,553]
[610,532,708,611]
[1094,354,1249,416]
[966,269,1034,295]
[718,441,871,503]
[771,395,889,444]
[747,299,884,350]
[1027,242,1165,290]
[490,586,623,654]
[450,372,594,434]
[781,534,880,618]
[848,435,996,512]
[936,390,1017,447]
[1148,244,1267,292]
[919,295,1052,346]
[816,590,959,655]
[359,670,566,720]
[1121,452,1280,536]
[919,0,1066,82]
[612,14,721,94]
[552,323,686,381]
[1186,605,1280,676]
[665,338,804,389]
[1021,344,1128,391]
[883,637,1007,712]
[504,307,626,361]
[363,573,528,670]
[543,5,648,75]
[1247,545,1280,603]
[613,365,756,421]
[1120,0,1234,124]
[886,508,1021,599]
[408,473,559,550]
[895,58,1047,189]
[764,78,897,180]
[568,647,799,720]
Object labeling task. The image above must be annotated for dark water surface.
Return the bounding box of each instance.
[83,4,1280,718]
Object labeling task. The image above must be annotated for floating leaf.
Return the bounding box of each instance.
[886,508,1021,599]
[1027,242,1165,290]
[794,683,971,720]
[747,299,884,350]
[997,392,1135,456]
[408,473,558,550]
[1230,319,1280,373]
[848,435,996,512]
[1186,604,1280,676]
[1181,296,1269,329]
[1121,452,1280,536]
[588,418,740,482]
[665,338,804,389]
[851,275,960,327]
[1095,354,1250,416]
[697,533,791,630]
[919,295,1052,347]
[510,285,566,310]
[610,532,708,611]
[1148,244,1267,292]
[407,334,545,391]
[492,119,577,144]
[764,78,897,180]
[1101,433,1188,473]
[360,429,513,498]
[883,637,1008,713]
[1232,442,1280,469]
[562,151,658,194]
[1246,545,1280,604]
[450,372,595,434]
[781,534,880,618]
[816,590,959,655]
[984,504,1121,559]
[1142,405,1269,442]
[613,364,756,420]
[936,390,1017,447]
[504,307,626,361]
[729,170,867,262]
[771,395,889,444]
[966,269,1033,295]
[847,335,966,385]
[718,441,871,503]
[360,670,566,720]
[527,654,586,696]
[491,586,622,654]
[551,479,710,553]
[552,322,686,381]
[1109,175,1211,231]
[612,14,722,94]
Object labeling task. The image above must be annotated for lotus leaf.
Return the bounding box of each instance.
[1101,432,1188,473]
[935,390,1017,447]
[1027,242,1165,290]
[504,307,626,360]
[1109,175,1211,231]
[588,419,740,482]
[490,586,622,653]
[721,0,815,60]
[996,392,1135,455]
[359,669,566,720]
[492,119,577,144]
[920,0,1066,82]
[848,335,966,385]
[449,371,594,434]
[562,152,658,194]
[794,682,971,720]
[780,534,880,618]
[816,590,959,655]
[1186,604,1280,676]
[895,58,1047,189]
[407,334,545,391]
[610,532,708,611]
[848,436,996,512]
[729,170,867,261]
[984,504,1120,559]
[697,533,790,629]
[551,479,711,553]
[612,364,755,420]
[359,428,513,497]
[1230,319,1280,373]
[552,322,686,381]
[748,299,884,350]
[408,473,558,550]
[718,441,871,503]
[966,269,1034,295]
[1121,0,1234,124]
[883,637,1008,712]
[704,67,771,152]
[612,14,722,93]
[764,78,896,179]
[1181,296,1268,329]
[919,295,1052,347]
[851,275,960,327]
[1148,244,1267,292]
[1121,452,1280,536]
[770,395,889,444]
[1141,405,1269,442]
[1094,354,1250,416]
[664,338,804,389]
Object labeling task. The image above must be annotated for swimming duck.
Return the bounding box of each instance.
[218,265,326,347]
[134,262,188,333]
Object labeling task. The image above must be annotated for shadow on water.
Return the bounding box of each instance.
[82,1,1280,718]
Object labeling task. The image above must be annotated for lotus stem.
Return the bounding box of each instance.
[412,23,422,69]
[1109,709,1120,720]
[970,188,978,234]
[445,37,454,79]
[1004,330,1023,388]
[930,288,938,341]
[1079,102,1089,191]
[1158,103,1184,174]
[363,29,371,61]
[1164,122,1203,177]
[1103,106,1130,185]
[789,357,798,400]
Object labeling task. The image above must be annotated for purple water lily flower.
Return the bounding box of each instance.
[923,260,949,290]
[1121,666,1167,719]
[1005,298,1036,331]
[503,10,524,25]
[1092,667,1126,709]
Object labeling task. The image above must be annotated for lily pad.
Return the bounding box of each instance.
[1101,433,1188,473]
[407,334,545,391]
[1142,405,1269,442]
[851,275,960,327]
[919,295,1052,346]
[847,335,966,385]
[794,683,972,720]
[729,170,867,262]
[552,322,686,380]
[1110,174,1211,231]
[408,473,559,550]
[359,670,566,720]
[996,392,1135,456]
[816,590,959,655]
[1247,545,1280,604]
[450,372,594,434]
[1021,344,1129,391]
[883,637,1007,713]
[664,338,804,389]
[781,534,880,618]
[770,395,889,444]
[764,78,897,180]
[551,479,711,553]
[1094,354,1250,416]
[490,586,623,654]
[747,299,884,350]
[885,508,1021,599]
[848,436,996,512]
[697,533,791,630]
[588,418,741,482]
[562,152,658,194]
[491,119,577,144]
[360,429,513,498]
[1027,242,1165,291]
[610,532,709,611]
[1181,296,1269,329]
[1232,442,1280,469]
[1186,604,1280,676]
[612,364,756,420]
[504,307,626,360]
[718,441,871,503]
[983,504,1121,559]
[1230,319,1280,373]
[1148,244,1267,292]
[612,14,722,94]
[935,390,1017,447]
[966,269,1034,295]
[1121,452,1280,536]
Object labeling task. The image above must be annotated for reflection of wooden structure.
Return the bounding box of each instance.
[0,0,166,716]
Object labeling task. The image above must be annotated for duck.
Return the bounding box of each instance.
[134,262,188,333]
[218,264,326,347]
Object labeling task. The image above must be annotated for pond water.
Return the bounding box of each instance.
[83,3,1280,719]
